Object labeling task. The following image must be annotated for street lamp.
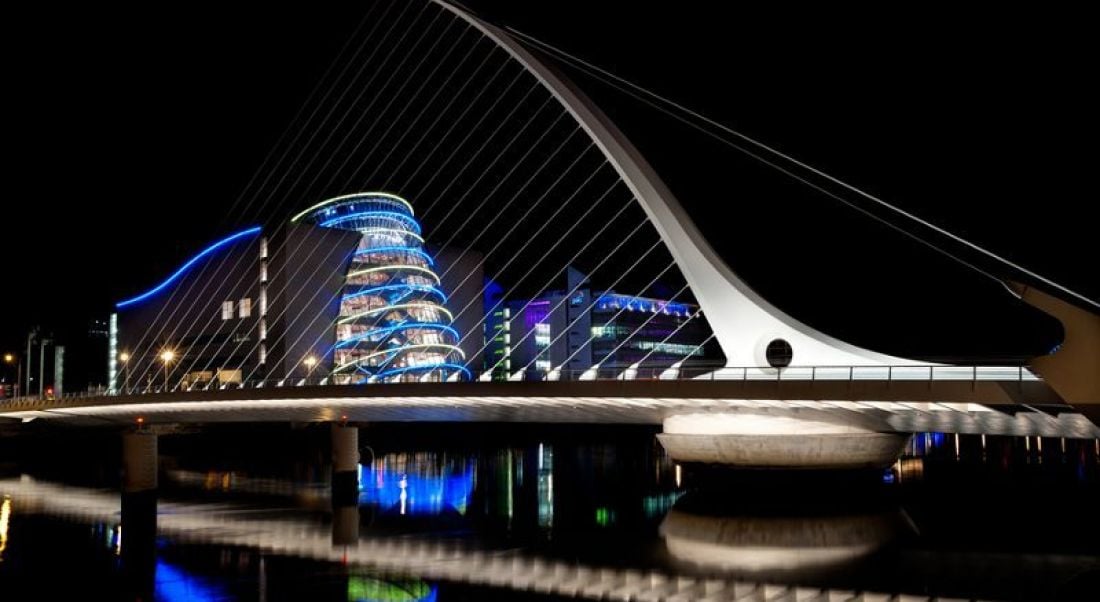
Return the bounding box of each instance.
[303,355,318,381]
[3,353,20,398]
[160,349,176,391]
[119,352,131,393]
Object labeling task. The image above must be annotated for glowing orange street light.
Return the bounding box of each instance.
[160,349,176,390]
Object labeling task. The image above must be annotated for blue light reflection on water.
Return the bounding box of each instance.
[357,458,476,516]
[155,560,228,602]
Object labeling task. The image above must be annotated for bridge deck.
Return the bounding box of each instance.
[2,380,1095,439]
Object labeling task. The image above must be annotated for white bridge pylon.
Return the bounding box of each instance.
[435,0,926,368]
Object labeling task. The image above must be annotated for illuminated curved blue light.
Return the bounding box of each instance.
[371,363,472,380]
[333,322,460,349]
[320,211,421,234]
[354,246,434,265]
[116,226,262,309]
[343,283,447,303]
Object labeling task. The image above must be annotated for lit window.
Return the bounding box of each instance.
[221,300,234,320]
[260,262,268,282]
[535,359,552,371]
[534,322,551,347]
[239,298,252,318]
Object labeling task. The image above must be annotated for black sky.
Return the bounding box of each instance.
[2,2,1096,387]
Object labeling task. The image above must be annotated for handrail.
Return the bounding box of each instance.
[0,364,1044,407]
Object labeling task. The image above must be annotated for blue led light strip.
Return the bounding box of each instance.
[342,283,447,303]
[332,322,460,349]
[116,227,262,309]
[333,344,466,373]
[353,245,435,265]
[319,211,422,234]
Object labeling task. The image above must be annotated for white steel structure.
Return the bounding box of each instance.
[432,0,922,369]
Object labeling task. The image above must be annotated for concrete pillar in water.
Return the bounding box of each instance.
[122,431,158,493]
[121,430,158,600]
[331,423,360,546]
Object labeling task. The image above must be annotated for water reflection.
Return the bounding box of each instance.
[0,496,10,561]
[357,453,476,516]
[348,576,437,602]
[156,560,229,602]
[536,443,552,529]
[660,492,904,579]
[0,429,1097,600]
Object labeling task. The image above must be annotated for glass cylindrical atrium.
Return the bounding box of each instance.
[296,192,468,383]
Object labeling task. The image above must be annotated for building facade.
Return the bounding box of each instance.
[482,268,719,380]
[110,192,476,391]
[293,193,469,383]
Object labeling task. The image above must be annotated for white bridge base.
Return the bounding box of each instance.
[657,413,910,469]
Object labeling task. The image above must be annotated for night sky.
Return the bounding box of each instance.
[3,2,1096,389]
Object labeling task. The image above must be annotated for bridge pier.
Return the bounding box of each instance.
[331,423,360,496]
[122,430,158,494]
[657,412,909,470]
[330,423,360,546]
[121,430,158,600]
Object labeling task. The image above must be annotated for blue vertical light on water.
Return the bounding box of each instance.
[358,459,475,515]
[537,443,553,528]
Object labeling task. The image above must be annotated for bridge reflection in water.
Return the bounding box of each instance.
[0,429,1097,601]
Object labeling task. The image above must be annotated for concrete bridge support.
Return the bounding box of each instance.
[657,412,909,470]
[330,423,360,546]
[121,430,158,599]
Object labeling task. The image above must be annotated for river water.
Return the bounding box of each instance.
[0,424,1097,600]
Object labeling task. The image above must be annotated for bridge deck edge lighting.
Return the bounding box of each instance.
[116,226,262,309]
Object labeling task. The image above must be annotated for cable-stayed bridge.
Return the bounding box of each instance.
[4,0,1097,470]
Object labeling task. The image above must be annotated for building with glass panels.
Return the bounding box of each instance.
[293,193,469,383]
[482,267,720,380]
[110,192,475,391]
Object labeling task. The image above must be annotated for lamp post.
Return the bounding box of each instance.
[3,353,20,398]
[24,328,37,398]
[303,355,318,382]
[160,349,175,392]
[38,337,51,400]
[119,352,130,394]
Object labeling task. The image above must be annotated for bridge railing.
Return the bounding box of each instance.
[0,365,1040,406]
